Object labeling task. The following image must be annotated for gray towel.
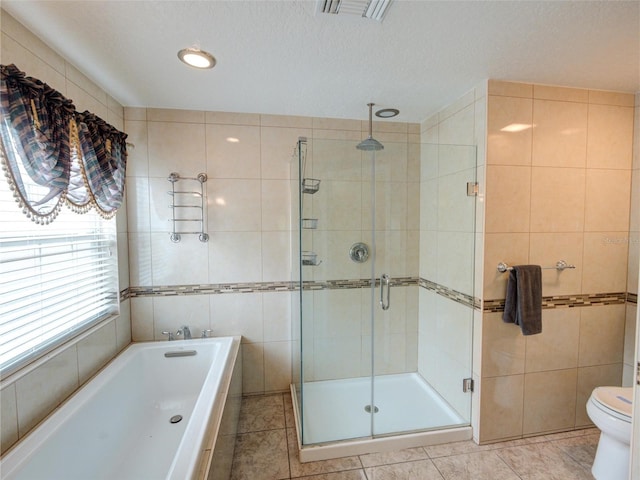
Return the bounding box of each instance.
[503,265,542,335]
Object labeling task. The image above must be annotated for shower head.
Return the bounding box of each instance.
[356,103,384,151]
[356,137,384,151]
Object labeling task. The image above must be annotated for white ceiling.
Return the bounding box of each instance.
[3,0,639,123]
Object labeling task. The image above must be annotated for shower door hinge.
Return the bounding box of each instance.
[636,362,640,386]
[466,182,479,197]
[462,377,474,393]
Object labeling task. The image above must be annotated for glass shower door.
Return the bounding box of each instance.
[364,137,417,437]
[294,133,476,447]
[370,140,476,437]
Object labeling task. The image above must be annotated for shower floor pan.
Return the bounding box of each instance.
[292,372,472,462]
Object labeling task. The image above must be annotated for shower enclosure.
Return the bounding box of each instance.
[290,118,477,460]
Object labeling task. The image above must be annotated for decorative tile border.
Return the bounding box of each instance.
[128,281,296,297]
[388,277,420,288]
[121,282,637,312]
[483,292,629,313]
[482,298,507,313]
[302,279,371,290]
[418,278,479,310]
[120,289,131,302]
[126,277,420,298]
[300,277,417,291]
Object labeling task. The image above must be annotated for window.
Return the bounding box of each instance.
[0,168,119,377]
[0,64,126,377]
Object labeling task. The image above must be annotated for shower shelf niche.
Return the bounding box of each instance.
[302,178,321,194]
[167,172,209,243]
[302,218,319,229]
[302,251,321,266]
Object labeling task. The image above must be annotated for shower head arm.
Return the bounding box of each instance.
[356,102,384,151]
[366,103,374,139]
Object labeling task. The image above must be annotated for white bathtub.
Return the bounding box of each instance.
[0,336,242,480]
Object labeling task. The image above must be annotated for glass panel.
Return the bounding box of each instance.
[290,139,303,441]
[298,137,374,445]
[371,141,476,436]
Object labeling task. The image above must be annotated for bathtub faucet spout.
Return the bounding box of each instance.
[161,331,175,341]
[177,326,192,340]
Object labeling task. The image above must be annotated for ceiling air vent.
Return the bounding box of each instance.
[316,0,393,22]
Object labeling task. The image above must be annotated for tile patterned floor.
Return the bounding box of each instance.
[230,392,599,480]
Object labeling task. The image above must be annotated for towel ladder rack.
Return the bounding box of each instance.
[497,260,575,273]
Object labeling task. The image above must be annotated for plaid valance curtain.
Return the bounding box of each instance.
[0,64,127,224]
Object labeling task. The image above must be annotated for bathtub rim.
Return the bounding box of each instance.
[0,335,242,480]
[181,335,241,480]
[196,336,242,479]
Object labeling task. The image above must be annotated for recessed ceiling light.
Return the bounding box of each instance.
[375,108,400,118]
[177,47,216,69]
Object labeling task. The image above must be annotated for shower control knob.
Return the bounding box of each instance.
[349,242,370,263]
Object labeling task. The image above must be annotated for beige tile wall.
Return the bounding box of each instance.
[126,108,420,392]
[0,11,131,455]
[625,92,640,386]
[418,84,486,421]
[477,80,635,443]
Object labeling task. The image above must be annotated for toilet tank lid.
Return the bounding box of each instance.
[593,386,633,417]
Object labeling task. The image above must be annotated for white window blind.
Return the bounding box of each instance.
[0,180,119,376]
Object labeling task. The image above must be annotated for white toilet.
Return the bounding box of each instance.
[586,386,633,480]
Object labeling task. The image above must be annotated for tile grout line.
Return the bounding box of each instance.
[359,454,370,480]
[492,448,526,480]
[547,438,595,477]
[429,454,449,480]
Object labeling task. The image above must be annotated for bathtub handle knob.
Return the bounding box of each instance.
[161,331,175,341]
[201,329,213,338]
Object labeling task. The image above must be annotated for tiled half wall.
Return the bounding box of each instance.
[476,80,637,444]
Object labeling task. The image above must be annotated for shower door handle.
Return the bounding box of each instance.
[380,274,390,311]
